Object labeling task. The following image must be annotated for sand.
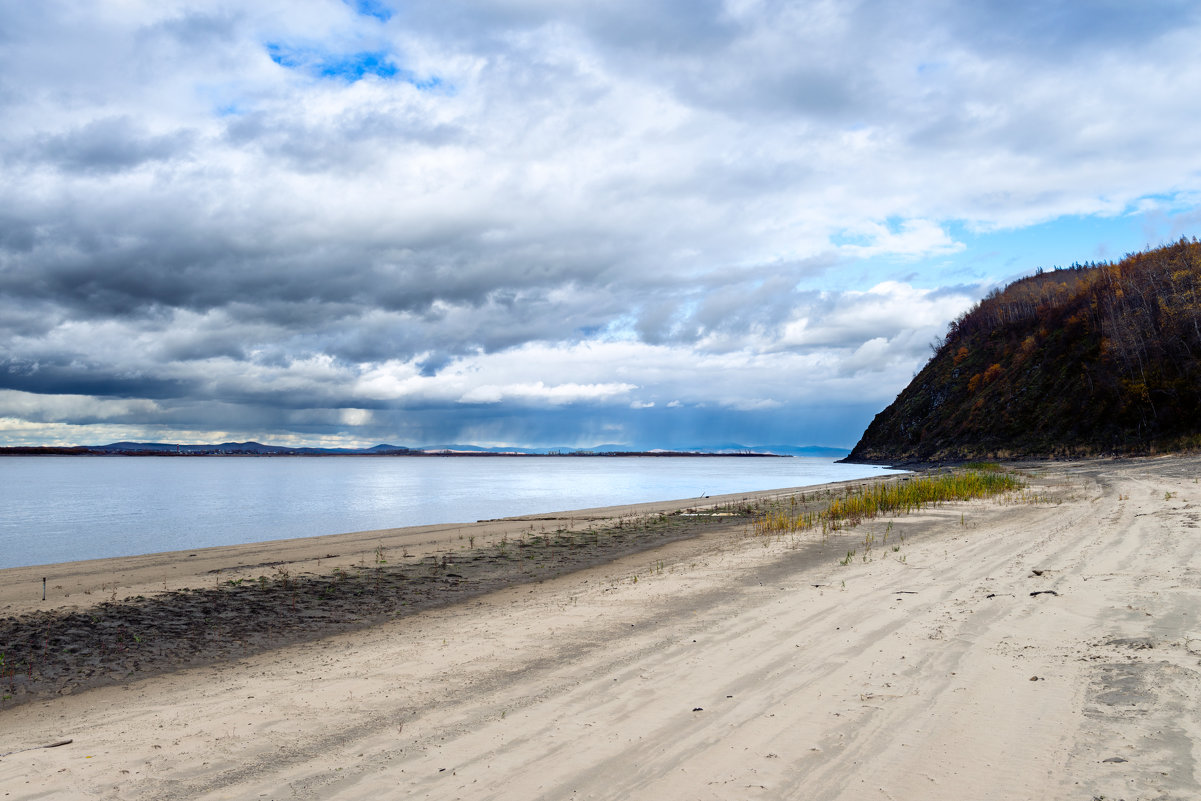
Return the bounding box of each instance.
[2,456,1201,800]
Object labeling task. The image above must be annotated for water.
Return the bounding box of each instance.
[0,456,902,569]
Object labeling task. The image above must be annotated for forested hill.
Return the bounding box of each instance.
[848,238,1201,463]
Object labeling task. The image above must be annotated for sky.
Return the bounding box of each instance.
[2,0,1201,451]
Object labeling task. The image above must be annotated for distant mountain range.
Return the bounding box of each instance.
[1,441,850,457]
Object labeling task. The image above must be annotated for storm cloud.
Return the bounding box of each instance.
[2,1,1200,448]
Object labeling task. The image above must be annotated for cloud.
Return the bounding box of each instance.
[780,282,976,353]
[0,390,161,424]
[0,1,1199,447]
[837,220,965,260]
[35,116,195,173]
[457,381,637,405]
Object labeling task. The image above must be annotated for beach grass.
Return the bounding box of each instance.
[752,468,1025,536]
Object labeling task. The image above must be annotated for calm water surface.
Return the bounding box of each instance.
[0,456,902,569]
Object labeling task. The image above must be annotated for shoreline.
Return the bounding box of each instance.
[4,455,1201,800]
[0,449,795,457]
[0,478,888,617]
[1,477,913,708]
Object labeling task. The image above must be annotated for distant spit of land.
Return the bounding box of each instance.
[0,441,849,457]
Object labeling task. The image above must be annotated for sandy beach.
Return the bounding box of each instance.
[3,456,1201,799]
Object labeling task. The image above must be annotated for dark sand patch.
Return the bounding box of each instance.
[0,511,748,706]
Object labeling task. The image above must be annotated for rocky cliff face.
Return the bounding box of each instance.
[848,239,1201,463]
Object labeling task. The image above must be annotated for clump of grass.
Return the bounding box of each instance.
[962,461,1004,472]
[753,469,1024,536]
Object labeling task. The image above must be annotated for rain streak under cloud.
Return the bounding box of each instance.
[2,0,1201,449]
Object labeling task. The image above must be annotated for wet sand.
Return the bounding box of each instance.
[2,458,1201,800]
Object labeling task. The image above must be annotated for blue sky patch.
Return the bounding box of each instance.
[344,0,392,23]
[319,51,399,81]
[266,42,306,70]
[266,42,443,88]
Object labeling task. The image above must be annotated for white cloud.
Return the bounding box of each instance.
[458,381,637,405]
[0,390,160,422]
[727,398,783,411]
[780,281,976,350]
[837,220,966,260]
[338,407,373,426]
